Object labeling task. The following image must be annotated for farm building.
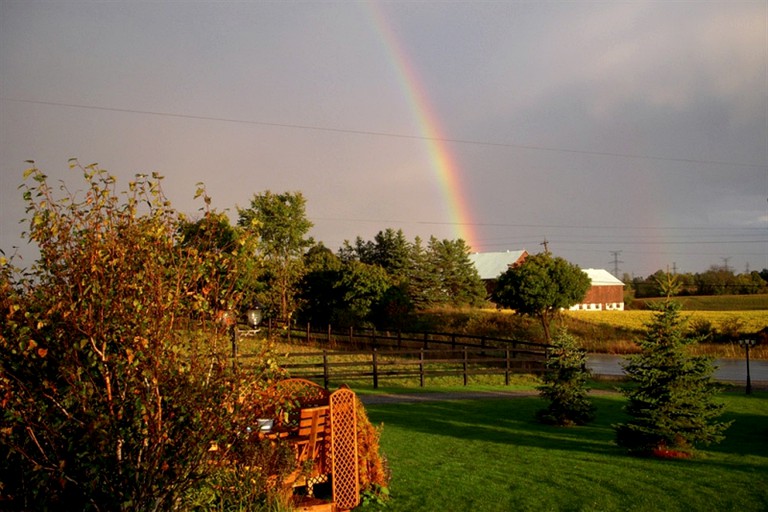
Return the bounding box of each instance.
[468,250,528,295]
[571,268,625,311]
[468,251,625,311]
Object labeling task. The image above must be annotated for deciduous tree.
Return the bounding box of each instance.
[237,191,313,323]
[492,252,590,341]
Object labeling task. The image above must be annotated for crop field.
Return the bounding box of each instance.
[564,308,768,358]
[633,294,768,311]
[565,309,767,333]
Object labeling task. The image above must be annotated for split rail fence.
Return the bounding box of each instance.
[235,322,550,389]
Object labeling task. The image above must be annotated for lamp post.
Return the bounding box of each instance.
[737,338,757,395]
[245,306,263,331]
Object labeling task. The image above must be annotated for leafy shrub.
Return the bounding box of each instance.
[355,397,390,497]
[688,317,717,342]
[0,162,288,510]
[718,316,745,343]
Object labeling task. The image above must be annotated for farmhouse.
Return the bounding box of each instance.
[571,268,625,311]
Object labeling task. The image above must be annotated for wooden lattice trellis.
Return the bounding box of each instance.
[330,387,360,511]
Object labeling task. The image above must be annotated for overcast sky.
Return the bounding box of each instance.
[1,1,766,278]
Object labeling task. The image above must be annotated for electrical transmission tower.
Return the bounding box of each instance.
[609,251,623,277]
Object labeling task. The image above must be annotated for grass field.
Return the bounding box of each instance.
[360,389,768,512]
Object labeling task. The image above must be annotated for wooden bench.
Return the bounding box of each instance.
[265,379,360,511]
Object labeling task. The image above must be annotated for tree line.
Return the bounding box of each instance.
[625,267,768,298]
[213,191,488,329]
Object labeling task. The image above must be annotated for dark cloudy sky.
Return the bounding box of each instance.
[1,1,766,277]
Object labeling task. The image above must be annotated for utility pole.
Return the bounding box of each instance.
[609,251,623,277]
[721,257,731,272]
[540,238,550,254]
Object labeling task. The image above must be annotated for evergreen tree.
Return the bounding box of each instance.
[424,237,486,308]
[536,330,595,426]
[614,300,730,456]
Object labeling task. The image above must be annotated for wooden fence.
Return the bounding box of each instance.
[235,322,549,389]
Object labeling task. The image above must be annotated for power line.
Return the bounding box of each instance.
[3,97,766,170]
[314,216,766,233]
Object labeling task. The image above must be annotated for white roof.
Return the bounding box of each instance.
[468,250,527,280]
[583,268,624,286]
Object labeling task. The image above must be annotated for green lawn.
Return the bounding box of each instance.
[360,390,768,512]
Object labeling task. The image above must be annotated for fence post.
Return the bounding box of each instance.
[373,328,377,349]
[419,349,425,387]
[349,326,354,345]
[463,346,468,386]
[230,324,238,372]
[505,349,511,385]
[327,324,332,345]
[323,350,329,389]
[306,322,311,344]
[372,348,379,389]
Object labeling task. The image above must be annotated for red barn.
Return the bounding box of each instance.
[570,269,625,311]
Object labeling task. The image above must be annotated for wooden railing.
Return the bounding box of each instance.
[254,320,544,352]
[235,322,549,389]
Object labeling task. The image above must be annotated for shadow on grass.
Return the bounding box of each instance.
[365,391,768,461]
[366,394,626,457]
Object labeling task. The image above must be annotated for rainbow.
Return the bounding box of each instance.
[366,2,478,250]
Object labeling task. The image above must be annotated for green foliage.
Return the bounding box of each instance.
[614,301,731,456]
[342,231,487,310]
[654,270,682,298]
[178,205,263,315]
[492,252,591,341]
[632,266,767,298]
[237,191,314,323]
[342,228,412,281]
[536,330,595,426]
[0,162,288,510]
[299,247,393,328]
[421,237,486,308]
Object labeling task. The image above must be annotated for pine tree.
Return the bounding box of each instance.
[615,300,730,456]
[536,330,595,426]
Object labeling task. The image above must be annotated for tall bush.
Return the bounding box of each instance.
[0,162,281,509]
